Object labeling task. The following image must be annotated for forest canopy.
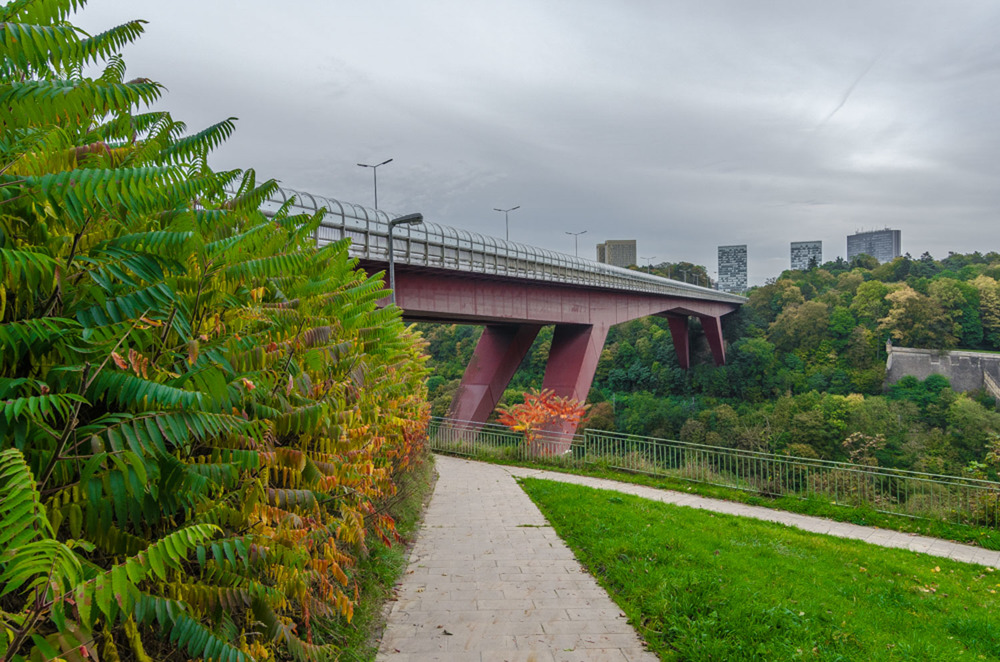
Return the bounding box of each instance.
[421,251,1000,477]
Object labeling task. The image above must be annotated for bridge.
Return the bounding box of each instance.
[261,187,745,434]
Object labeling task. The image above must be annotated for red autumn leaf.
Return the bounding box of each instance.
[110,350,128,370]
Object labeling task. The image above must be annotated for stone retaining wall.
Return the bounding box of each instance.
[885,345,1000,395]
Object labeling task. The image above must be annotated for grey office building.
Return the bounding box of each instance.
[718,244,747,293]
[596,239,637,268]
[791,240,822,270]
[847,229,901,264]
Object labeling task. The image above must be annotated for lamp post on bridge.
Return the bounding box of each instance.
[357,158,393,209]
[565,230,587,257]
[493,206,520,241]
[387,212,423,305]
[642,256,657,274]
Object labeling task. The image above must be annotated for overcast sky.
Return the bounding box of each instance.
[75,1,1000,285]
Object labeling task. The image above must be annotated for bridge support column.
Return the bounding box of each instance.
[449,324,542,426]
[666,315,690,370]
[699,314,726,366]
[540,323,610,444]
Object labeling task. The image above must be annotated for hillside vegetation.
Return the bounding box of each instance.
[422,252,1000,476]
[0,2,429,660]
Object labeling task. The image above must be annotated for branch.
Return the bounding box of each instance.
[37,309,149,492]
[270,319,306,398]
[149,303,177,363]
[36,363,90,492]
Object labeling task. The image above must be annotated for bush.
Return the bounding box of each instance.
[0,4,429,660]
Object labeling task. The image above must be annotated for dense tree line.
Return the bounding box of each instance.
[421,251,1000,476]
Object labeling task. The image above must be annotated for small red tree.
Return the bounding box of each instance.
[497,389,588,445]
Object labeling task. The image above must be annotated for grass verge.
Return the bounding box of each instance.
[432,450,1000,551]
[521,477,1000,661]
[314,453,437,660]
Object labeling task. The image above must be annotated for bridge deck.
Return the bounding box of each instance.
[261,186,746,304]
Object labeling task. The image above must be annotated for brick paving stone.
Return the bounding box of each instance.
[376,455,657,661]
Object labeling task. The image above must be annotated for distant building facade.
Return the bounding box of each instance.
[717,244,747,293]
[847,229,901,264]
[596,239,636,268]
[790,240,822,270]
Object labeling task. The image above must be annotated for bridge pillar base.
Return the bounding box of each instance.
[666,315,690,370]
[540,323,610,447]
[699,314,726,366]
[449,324,542,427]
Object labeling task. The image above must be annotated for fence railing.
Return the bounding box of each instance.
[257,185,745,303]
[428,416,1000,529]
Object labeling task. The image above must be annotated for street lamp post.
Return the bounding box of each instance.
[493,206,520,241]
[387,212,423,305]
[642,256,657,274]
[565,230,587,257]
[357,158,393,209]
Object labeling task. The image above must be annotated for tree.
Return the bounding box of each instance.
[849,253,880,270]
[0,3,430,660]
[843,325,877,369]
[828,306,856,349]
[582,400,615,431]
[842,432,886,466]
[972,275,1000,348]
[947,396,1000,462]
[767,300,831,354]
[834,271,865,303]
[747,278,804,325]
[929,278,981,348]
[726,337,783,401]
[878,285,958,348]
[850,280,890,328]
[497,389,587,445]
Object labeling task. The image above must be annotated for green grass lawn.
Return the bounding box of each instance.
[520,477,1000,661]
[435,449,1000,551]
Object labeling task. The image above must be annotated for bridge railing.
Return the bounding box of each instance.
[260,186,745,302]
[428,416,1000,529]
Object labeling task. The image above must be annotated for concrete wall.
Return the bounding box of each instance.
[885,345,1000,393]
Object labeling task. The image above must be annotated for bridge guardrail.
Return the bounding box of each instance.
[428,416,1000,529]
[260,186,745,303]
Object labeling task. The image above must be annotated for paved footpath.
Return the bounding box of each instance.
[377,455,658,662]
[377,455,1000,662]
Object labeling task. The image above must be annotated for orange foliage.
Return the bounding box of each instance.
[497,388,588,444]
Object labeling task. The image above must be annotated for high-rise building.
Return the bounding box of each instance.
[847,229,901,264]
[790,240,822,270]
[595,239,636,268]
[718,244,747,293]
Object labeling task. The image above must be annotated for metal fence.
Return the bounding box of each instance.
[258,186,745,303]
[428,416,1000,529]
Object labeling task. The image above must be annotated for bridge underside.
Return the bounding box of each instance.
[375,266,740,438]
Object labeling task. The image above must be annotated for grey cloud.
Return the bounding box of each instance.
[73,0,1000,284]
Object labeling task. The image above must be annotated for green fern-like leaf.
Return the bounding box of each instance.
[135,594,250,662]
[159,117,237,164]
[0,447,53,547]
[87,371,204,411]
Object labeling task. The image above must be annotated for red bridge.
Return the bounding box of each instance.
[263,187,745,435]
